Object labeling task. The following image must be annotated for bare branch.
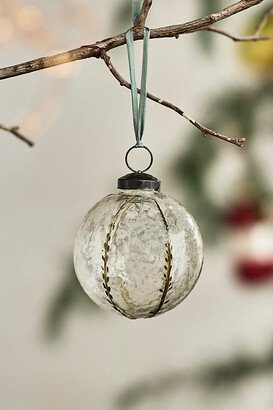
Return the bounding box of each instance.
[200,3,273,42]
[101,52,245,147]
[256,5,273,35]
[0,0,264,81]
[202,26,273,41]
[135,0,153,33]
[203,5,273,42]
[0,124,34,147]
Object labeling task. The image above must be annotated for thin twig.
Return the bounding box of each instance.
[135,0,153,32]
[101,52,245,147]
[202,4,273,42]
[203,26,273,41]
[0,0,264,80]
[0,124,34,147]
[256,5,273,35]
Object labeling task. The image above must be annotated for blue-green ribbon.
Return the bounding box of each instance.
[132,0,142,24]
[126,1,150,147]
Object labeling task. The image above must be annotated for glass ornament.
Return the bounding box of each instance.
[74,173,203,319]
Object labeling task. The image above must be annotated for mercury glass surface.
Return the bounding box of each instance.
[74,189,203,319]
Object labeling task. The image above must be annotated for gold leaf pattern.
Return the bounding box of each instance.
[102,196,135,318]
[149,200,173,317]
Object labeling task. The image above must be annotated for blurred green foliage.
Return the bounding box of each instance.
[115,346,273,409]
[44,258,99,340]
[173,80,273,241]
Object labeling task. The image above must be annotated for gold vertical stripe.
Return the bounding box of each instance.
[149,200,173,317]
[102,195,136,318]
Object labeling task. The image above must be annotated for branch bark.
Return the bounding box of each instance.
[0,124,34,146]
[203,26,273,41]
[135,0,153,32]
[0,0,264,81]
[101,52,245,147]
[0,0,267,148]
[203,5,273,42]
[256,5,273,35]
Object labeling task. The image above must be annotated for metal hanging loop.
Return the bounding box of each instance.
[125,144,153,173]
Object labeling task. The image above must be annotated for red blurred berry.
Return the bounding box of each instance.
[235,259,273,284]
[225,201,263,229]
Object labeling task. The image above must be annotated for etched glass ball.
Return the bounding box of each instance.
[74,173,203,319]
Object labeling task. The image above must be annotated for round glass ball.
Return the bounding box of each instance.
[74,184,203,319]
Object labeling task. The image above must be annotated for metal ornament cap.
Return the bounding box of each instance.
[118,172,161,191]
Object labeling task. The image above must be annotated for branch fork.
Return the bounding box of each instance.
[0,0,270,147]
[0,124,33,147]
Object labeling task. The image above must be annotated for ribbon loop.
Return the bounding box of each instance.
[126,1,150,148]
[132,0,142,24]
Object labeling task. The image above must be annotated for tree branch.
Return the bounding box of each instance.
[256,5,273,35]
[0,124,34,146]
[203,5,273,42]
[203,26,273,41]
[135,0,153,33]
[0,0,264,80]
[101,52,245,147]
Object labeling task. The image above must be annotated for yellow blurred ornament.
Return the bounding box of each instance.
[239,17,273,75]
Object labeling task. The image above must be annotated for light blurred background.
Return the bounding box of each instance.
[1,1,273,409]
